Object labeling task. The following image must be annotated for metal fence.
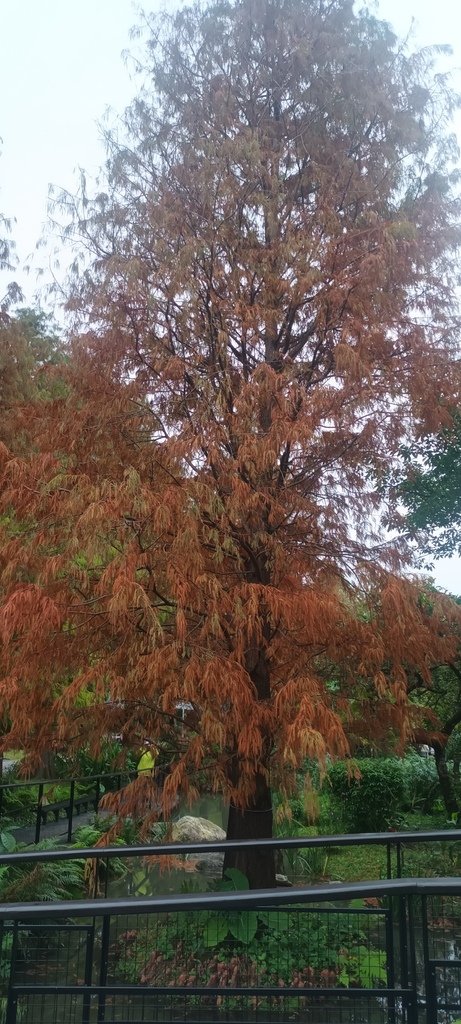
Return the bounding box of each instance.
[2,827,461,887]
[0,772,132,844]
[4,767,461,884]
[1,876,461,1023]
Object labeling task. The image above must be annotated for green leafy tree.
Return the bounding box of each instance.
[409,658,461,817]
[0,307,66,450]
[393,413,461,559]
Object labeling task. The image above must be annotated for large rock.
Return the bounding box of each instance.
[195,852,225,876]
[275,873,292,887]
[170,817,292,884]
[171,816,225,876]
[171,815,226,844]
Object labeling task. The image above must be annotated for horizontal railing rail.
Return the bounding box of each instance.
[1,824,461,864]
[1,874,461,918]
[0,770,132,791]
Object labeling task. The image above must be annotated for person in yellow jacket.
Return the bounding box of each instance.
[136,739,158,777]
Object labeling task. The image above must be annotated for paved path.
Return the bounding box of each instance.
[12,809,100,846]
[10,801,162,847]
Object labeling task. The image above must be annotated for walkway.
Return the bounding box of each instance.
[12,809,101,846]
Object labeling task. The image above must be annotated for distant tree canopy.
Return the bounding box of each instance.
[0,307,66,450]
[391,414,461,559]
[0,212,14,276]
[2,0,461,884]
[407,592,461,818]
[0,207,22,311]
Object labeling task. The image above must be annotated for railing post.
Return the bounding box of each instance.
[398,890,409,998]
[385,891,396,1024]
[34,782,44,845]
[5,921,18,1024]
[92,854,99,900]
[97,914,111,1024]
[67,779,75,843]
[5,991,17,1024]
[104,855,109,899]
[396,841,402,878]
[82,919,95,1024]
[421,893,436,1024]
[386,840,392,879]
[407,894,419,1024]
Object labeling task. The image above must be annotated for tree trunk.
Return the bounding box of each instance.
[222,572,276,887]
[39,750,56,780]
[223,639,275,887]
[223,770,275,888]
[434,744,459,817]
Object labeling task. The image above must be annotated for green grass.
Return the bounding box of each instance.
[305,808,453,883]
[400,810,449,831]
[328,844,389,882]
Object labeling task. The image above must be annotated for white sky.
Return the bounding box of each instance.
[0,0,460,594]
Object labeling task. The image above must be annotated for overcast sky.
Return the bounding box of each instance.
[0,0,460,594]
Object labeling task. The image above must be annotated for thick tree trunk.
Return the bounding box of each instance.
[38,750,56,780]
[223,771,275,888]
[434,744,459,817]
[223,621,275,888]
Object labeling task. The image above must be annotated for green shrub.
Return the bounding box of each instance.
[287,795,306,822]
[446,729,461,761]
[274,816,328,881]
[273,791,307,825]
[328,759,406,833]
[54,740,125,781]
[400,752,440,812]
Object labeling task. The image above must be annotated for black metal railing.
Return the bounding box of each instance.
[4,766,461,884]
[1,876,461,1023]
[0,772,132,844]
[2,826,461,886]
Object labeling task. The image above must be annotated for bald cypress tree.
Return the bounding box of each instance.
[2,0,461,885]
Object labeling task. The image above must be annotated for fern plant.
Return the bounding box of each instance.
[72,819,128,888]
[0,838,85,903]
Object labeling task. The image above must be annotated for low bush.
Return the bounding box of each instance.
[53,740,125,781]
[274,816,328,881]
[328,759,406,833]
[446,730,461,762]
[400,752,440,813]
